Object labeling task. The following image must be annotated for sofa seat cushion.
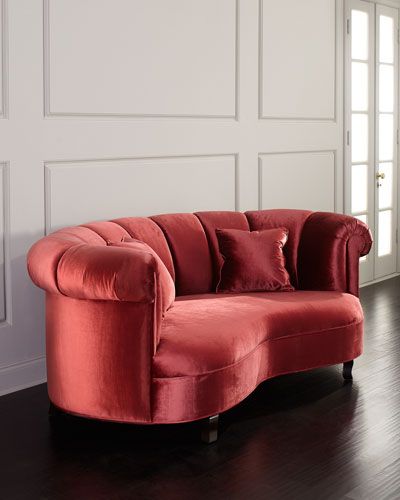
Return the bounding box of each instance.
[153,291,363,378]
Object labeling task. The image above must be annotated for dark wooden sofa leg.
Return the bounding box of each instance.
[201,415,219,444]
[48,401,62,419]
[343,360,354,381]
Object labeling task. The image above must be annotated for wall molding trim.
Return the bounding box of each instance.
[43,0,239,120]
[0,355,46,396]
[0,161,10,325]
[44,153,239,233]
[258,0,337,122]
[257,149,337,210]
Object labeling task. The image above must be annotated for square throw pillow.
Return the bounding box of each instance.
[108,238,175,314]
[216,227,294,293]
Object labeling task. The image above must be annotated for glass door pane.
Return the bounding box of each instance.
[379,65,394,112]
[378,162,393,209]
[378,210,392,256]
[351,164,368,213]
[378,114,394,161]
[352,10,369,59]
[379,15,394,63]
[351,114,369,162]
[352,62,368,111]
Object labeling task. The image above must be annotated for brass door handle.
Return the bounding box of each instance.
[376,172,386,180]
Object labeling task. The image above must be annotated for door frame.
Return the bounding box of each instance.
[344,0,399,284]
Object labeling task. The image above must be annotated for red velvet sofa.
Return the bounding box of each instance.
[27,209,372,442]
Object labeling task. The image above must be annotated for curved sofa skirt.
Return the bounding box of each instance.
[151,320,363,423]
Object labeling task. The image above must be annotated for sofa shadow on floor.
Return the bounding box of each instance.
[48,365,357,448]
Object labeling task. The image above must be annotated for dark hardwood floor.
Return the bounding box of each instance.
[1,277,400,500]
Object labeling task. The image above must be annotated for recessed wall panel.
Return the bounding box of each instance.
[46,0,237,117]
[260,0,335,120]
[259,151,335,211]
[45,155,237,232]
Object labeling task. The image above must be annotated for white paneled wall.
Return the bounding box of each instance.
[2,0,388,395]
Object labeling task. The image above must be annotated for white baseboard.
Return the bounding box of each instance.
[0,355,46,396]
[360,272,400,288]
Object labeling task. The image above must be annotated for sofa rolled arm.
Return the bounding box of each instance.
[30,242,158,302]
[58,244,158,301]
[297,212,373,296]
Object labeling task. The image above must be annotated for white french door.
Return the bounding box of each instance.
[345,0,399,283]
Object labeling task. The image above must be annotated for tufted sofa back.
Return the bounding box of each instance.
[28,209,313,296]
